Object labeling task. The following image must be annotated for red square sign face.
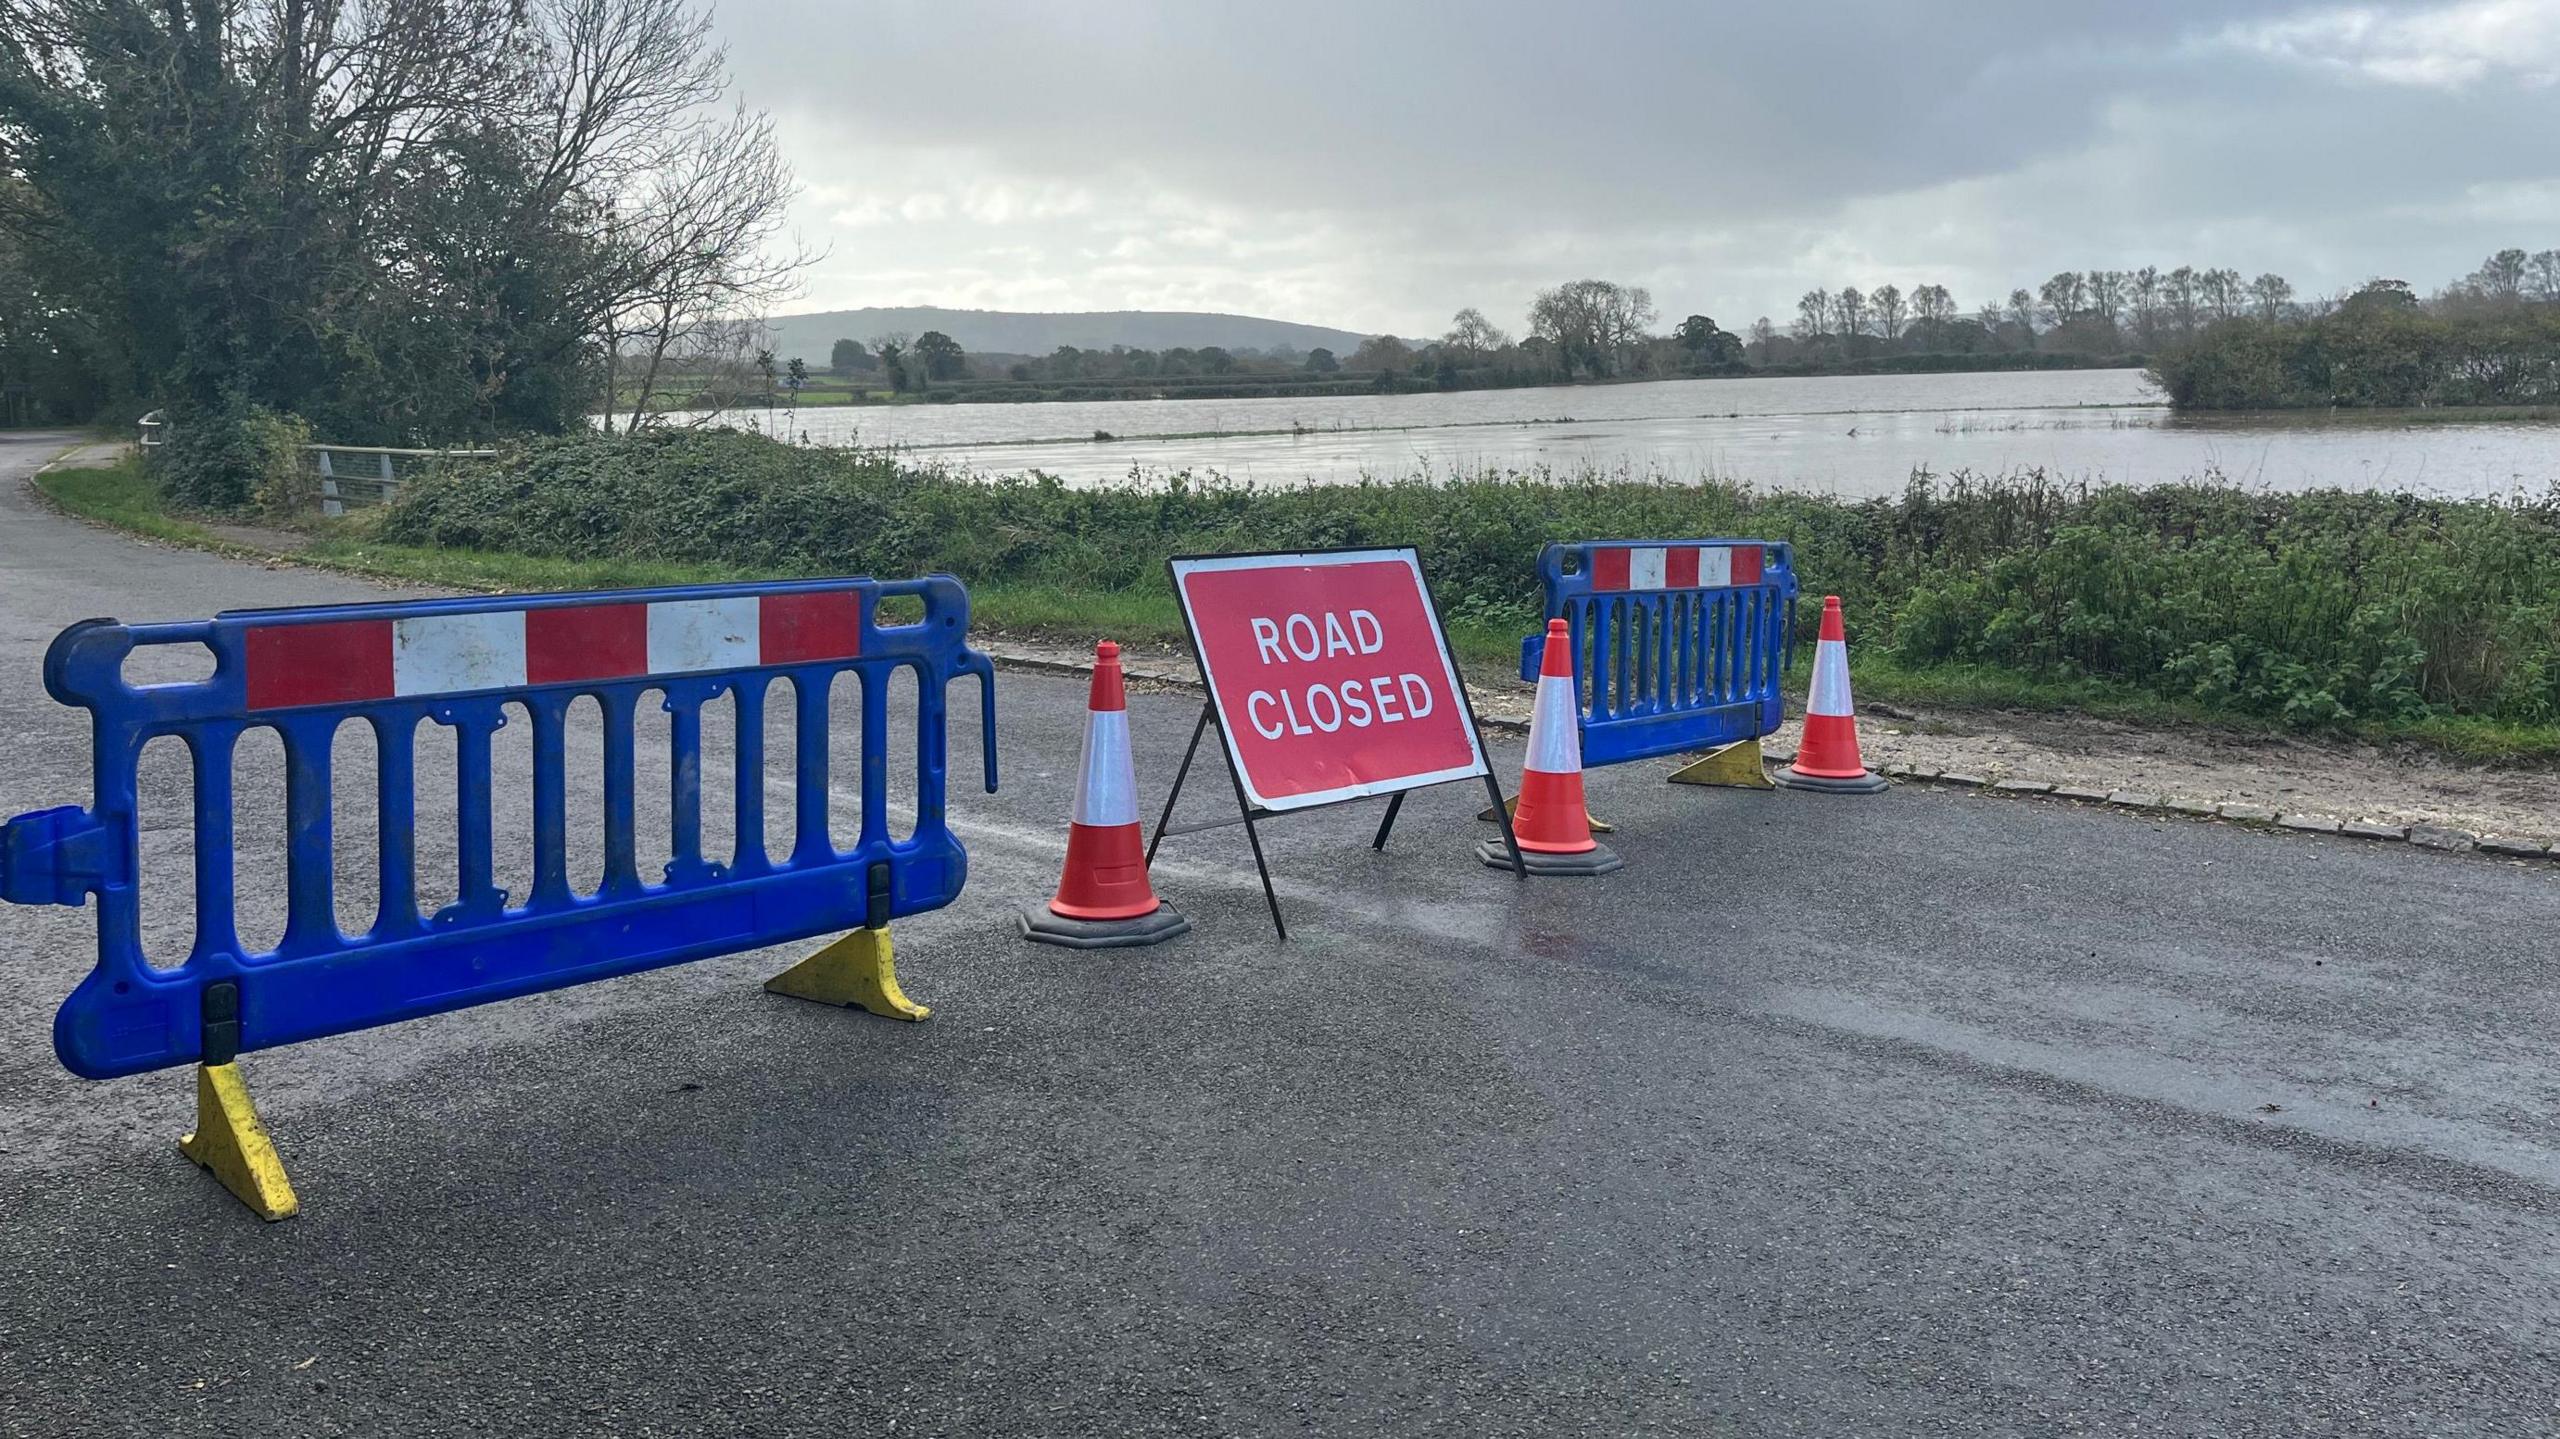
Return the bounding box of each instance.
[1172,549,1489,811]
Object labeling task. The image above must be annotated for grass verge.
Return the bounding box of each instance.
[33,453,2560,765]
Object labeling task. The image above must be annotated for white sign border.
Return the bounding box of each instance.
[1170,547,1493,813]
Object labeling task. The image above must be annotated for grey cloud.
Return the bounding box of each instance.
[721,0,2560,331]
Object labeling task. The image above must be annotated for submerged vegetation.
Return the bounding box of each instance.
[371,429,2560,744]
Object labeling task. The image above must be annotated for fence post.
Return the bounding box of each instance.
[317,451,343,518]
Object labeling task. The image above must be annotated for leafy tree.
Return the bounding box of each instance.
[829,338,868,375]
[1350,335,1413,372]
[1673,314,1742,367]
[0,0,807,450]
[912,330,965,382]
[1528,279,1655,376]
[2466,248,2530,302]
[2038,272,2088,329]
[2249,273,2295,323]
[1304,347,1339,374]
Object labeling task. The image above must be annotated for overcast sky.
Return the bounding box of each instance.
[721,0,2560,337]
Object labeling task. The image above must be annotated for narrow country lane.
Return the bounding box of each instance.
[3,430,2557,1438]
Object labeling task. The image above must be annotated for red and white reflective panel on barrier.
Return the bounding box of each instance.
[1588,544,1764,592]
[243,593,864,710]
[1171,549,1489,812]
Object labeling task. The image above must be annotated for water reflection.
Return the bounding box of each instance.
[738,369,2550,499]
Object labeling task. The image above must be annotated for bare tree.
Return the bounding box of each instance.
[554,0,815,432]
[2199,267,2245,321]
[2248,272,2294,323]
[2038,271,2088,330]
[1442,306,1510,363]
[1831,286,1867,340]
[2128,266,2163,345]
[2088,270,2127,331]
[2007,289,2038,343]
[1795,290,1830,341]
[1909,284,1956,328]
[1746,316,1778,358]
[2164,266,2201,334]
[2530,249,2560,304]
[1870,283,1906,340]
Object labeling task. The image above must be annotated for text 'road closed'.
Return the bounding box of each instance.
[1172,550,1489,810]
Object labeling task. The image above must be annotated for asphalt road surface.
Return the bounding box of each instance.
[2,429,2556,1437]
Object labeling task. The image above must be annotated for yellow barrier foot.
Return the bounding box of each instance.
[764,926,930,1021]
[1667,738,1776,790]
[1477,793,1613,833]
[178,1061,300,1222]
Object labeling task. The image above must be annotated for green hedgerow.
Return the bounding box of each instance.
[380,428,2560,730]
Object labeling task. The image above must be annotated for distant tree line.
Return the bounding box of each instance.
[801,250,2557,410]
[2148,252,2560,410]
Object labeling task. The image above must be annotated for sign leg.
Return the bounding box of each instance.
[1209,722,1287,941]
[1482,773,1529,880]
[1146,702,1214,866]
[1370,791,1406,852]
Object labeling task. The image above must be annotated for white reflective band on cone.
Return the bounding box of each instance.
[1808,638,1855,718]
[1072,709,1140,826]
[1525,672,1583,774]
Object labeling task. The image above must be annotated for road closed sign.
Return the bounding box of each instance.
[1171,548,1490,811]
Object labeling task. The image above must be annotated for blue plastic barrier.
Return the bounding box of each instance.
[1516,540,1797,767]
[1,578,997,1081]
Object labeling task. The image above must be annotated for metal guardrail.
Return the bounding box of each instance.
[305,446,495,515]
[134,415,491,514]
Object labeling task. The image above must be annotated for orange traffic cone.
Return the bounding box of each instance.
[1479,619,1623,876]
[1023,641,1192,948]
[1773,596,1888,795]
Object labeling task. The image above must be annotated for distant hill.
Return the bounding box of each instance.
[763,307,1385,364]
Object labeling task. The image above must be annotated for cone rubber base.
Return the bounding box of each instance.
[1772,766,1889,795]
[1478,795,1612,833]
[1477,836,1624,876]
[1022,902,1192,949]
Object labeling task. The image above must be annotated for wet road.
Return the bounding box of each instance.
[1,430,2556,1436]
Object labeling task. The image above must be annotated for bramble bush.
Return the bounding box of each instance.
[148,404,312,513]
[380,428,2560,729]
